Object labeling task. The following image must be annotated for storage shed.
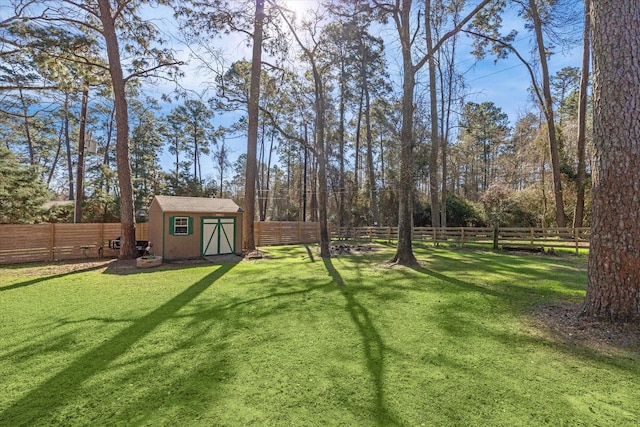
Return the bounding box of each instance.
[147,195,243,260]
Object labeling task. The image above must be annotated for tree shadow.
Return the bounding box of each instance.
[322,257,398,425]
[408,264,501,297]
[0,261,239,426]
[0,263,109,292]
[304,245,316,262]
[408,264,640,369]
[410,258,584,302]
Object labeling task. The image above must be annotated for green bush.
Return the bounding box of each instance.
[446,194,485,227]
[414,194,485,227]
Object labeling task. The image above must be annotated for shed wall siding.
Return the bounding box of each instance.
[147,201,164,258]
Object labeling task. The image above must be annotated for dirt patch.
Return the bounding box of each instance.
[106,256,235,274]
[4,256,240,277]
[528,302,640,357]
[244,250,265,260]
[3,259,118,277]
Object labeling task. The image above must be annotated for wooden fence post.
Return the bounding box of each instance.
[461,227,465,247]
[99,223,104,257]
[49,223,55,261]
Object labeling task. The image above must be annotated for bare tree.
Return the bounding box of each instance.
[276,5,331,257]
[573,0,590,229]
[244,0,265,252]
[373,0,492,265]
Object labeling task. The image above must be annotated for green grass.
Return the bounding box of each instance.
[1,245,638,426]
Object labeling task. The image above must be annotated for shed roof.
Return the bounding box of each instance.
[152,195,243,213]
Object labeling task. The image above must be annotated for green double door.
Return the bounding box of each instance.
[202,217,235,256]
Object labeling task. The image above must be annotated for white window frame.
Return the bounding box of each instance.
[173,216,189,235]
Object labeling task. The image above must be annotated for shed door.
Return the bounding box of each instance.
[202,217,235,256]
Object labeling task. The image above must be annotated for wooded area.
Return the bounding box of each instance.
[1,0,639,321]
[0,1,590,239]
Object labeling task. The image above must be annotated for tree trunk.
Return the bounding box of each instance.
[258,123,266,221]
[363,56,379,227]
[338,59,346,232]
[540,147,548,228]
[573,0,590,229]
[74,87,89,223]
[243,0,265,252]
[98,0,137,259]
[426,0,440,228]
[310,157,318,223]
[529,0,567,227]
[103,104,115,166]
[583,0,640,322]
[439,37,457,229]
[278,8,331,256]
[302,143,308,222]
[48,123,63,186]
[263,131,274,220]
[354,87,363,202]
[391,0,418,266]
[19,89,35,166]
[64,92,75,201]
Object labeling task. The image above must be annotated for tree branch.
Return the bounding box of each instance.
[414,0,493,72]
[461,29,545,109]
[259,105,317,156]
[123,61,184,83]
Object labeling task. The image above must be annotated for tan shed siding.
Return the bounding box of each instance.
[147,200,164,258]
[161,213,201,260]
[235,213,243,255]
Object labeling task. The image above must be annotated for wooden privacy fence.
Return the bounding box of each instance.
[253,221,321,247]
[0,223,148,265]
[0,222,589,265]
[337,226,591,253]
[0,221,318,265]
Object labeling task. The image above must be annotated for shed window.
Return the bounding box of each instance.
[170,216,192,235]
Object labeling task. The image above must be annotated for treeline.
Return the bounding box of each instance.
[0,0,589,233]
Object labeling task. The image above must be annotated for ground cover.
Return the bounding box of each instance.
[1,245,638,426]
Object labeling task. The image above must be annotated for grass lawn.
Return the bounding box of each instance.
[1,244,638,426]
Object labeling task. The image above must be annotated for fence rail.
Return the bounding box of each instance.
[0,222,590,265]
[336,226,591,252]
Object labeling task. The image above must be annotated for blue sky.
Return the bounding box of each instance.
[148,0,583,182]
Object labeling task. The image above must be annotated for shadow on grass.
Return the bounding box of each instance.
[408,264,640,369]
[413,249,586,299]
[304,245,316,263]
[0,263,109,292]
[323,257,398,426]
[409,263,583,308]
[0,261,238,426]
